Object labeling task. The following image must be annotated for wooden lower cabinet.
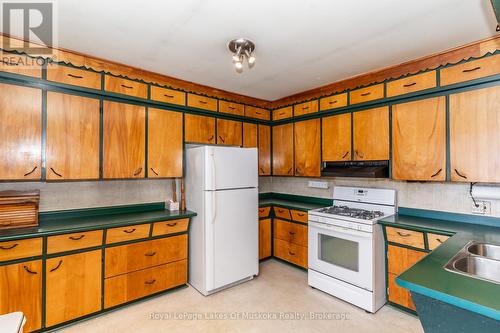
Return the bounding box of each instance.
[274,219,307,247]
[45,250,102,327]
[259,218,272,259]
[388,272,417,311]
[0,260,42,332]
[274,238,308,268]
[273,219,308,268]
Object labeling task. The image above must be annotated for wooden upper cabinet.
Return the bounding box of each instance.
[294,119,320,177]
[148,108,183,178]
[441,54,500,86]
[219,101,244,116]
[150,86,186,106]
[273,106,293,121]
[103,101,145,179]
[450,86,500,182]
[184,114,215,144]
[47,64,102,90]
[392,97,446,181]
[46,92,100,180]
[272,123,294,176]
[258,125,271,176]
[353,106,389,161]
[319,93,348,111]
[104,75,148,99]
[217,119,242,146]
[294,100,318,117]
[350,84,385,105]
[242,123,257,148]
[0,53,41,78]
[187,94,218,111]
[386,71,436,97]
[0,83,41,180]
[245,106,270,120]
[322,113,352,161]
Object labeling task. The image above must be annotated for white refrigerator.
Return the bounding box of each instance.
[186,145,259,296]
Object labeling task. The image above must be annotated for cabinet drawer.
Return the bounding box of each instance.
[47,64,101,90]
[152,218,189,237]
[150,86,186,105]
[273,207,291,220]
[258,206,271,218]
[273,238,307,268]
[274,219,307,247]
[294,100,318,116]
[386,226,425,249]
[187,94,218,111]
[47,230,103,254]
[386,71,436,97]
[245,106,270,120]
[273,106,293,121]
[350,83,384,105]
[319,93,348,111]
[0,237,42,262]
[105,234,187,278]
[106,223,150,244]
[441,54,500,86]
[388,272,416,311]
[290,210,308,223]
[427,233,450,251]
[104,75,148,99]
[104,259,187,308]
[219,101,244,116]
[0,53,41,77]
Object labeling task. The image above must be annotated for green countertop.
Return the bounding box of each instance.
[379,211,500,320]
[258,193,331,211]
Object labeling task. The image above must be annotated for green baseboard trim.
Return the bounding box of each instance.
[259,192,332,206]
[39,202,166,220]
[398,207,500,228]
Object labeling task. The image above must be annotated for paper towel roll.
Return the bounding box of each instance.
[471,185,500,200]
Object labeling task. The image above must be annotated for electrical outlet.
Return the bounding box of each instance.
[308,181,329,189]
[471,201,491,215]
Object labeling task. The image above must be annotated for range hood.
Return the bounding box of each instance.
[321,161,389,178]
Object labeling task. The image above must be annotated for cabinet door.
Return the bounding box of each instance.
[258,125,271,176]
[392,97,446,181]
[217,119,242,146]
[46,92,100,180]
[294,119,320,177]
[450,86,500,182]
[259,218,271,259]
[322,113,351,161]
[103,101,145,178]
[45,250,102,327]
[184,114,215,144]
[272,123,294,176]
[0,83,41,180]
[0,260,42,332]
[242,123,257,148]
[353,106,389,161]
[148,108,183,178]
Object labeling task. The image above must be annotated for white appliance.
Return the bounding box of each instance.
[186,145,259,296]
[308,186,396,313]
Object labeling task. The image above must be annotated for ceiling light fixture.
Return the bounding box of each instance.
[228,38,256,71]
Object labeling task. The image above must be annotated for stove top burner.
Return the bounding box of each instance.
[317,205,385,220]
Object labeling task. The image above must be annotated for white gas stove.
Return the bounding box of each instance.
[308,186,396,313]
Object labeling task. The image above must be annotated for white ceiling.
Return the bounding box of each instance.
[6,0,500,100]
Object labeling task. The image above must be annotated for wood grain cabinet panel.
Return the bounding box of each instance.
[0,83,41,180]
[258,206,271,218]
[187,94,217,111]
[0,53,41,77]
[184,114,215,144]
[47,64,101,90]
[148,108,183,178]
[388,272,417,311]
[274,219,307,247]
[47,230,103,254]
[45,250,102,327]
[427,233,450,251]
[103,101,145,179]
[450,86,500,182]
[290,210,308,224]
[294,119,320,177]
[272,106,293,121]
[319,93,348,111]
[242,123,257,148]
[272,123,294,176]
[152,218,189,237]
[217,119,242,146]
[0,237,42,262]
[219,101,244,116]
[386,227,425,249]
[353,106,389,161]
[258,125,271,175]
[441,54,500,86]
[0,260,42,332]
[322,113,352,162]
[245,106,270,120]
[106,223,151,244]
[46,92,100,180]
[273,238,308,268]
[294,100,318,117]
[274,207,291,220]
[392,97,446,181]
[259,218,272,259]
[104,75,148,99]
[387,71,436,97]
[350,83,384,105]
[150,86,186,106]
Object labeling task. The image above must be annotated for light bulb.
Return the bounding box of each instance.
[232,54,240,62]
[248,55,256,65]
[235,61,243,70]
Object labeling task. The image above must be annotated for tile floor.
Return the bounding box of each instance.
[59,260,423,333]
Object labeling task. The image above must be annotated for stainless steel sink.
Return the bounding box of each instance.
[444,241,500,285]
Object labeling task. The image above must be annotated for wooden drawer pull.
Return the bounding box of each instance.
[121,84,133,89]
[145,279,156,285]
[329,100,337,104]
[123,228,136,234]
[302,106,309,110]
[218,135,225,143]
[295,167,301,175]
[436,238,444,244]
[228,106,235,110]
[150,168,159,176]
[342,151,349,159]
[259,209,265,213]
[1,59,18,66]
[454,169,467,179]
[431,168,442,178]
[255,111,262,115]
[361,92,371,96]
[69,235,85,241]
[23,266,38,275]
[50,260,63,272]
[403,82,417,87]
[167,222,177,227]
[50,167,63,178]
[67,73,83,79]
[24,166,37,177]
[199,100,208,104]
[144,251,156,257]
[462,66,481,73]
[297,213,305,217]
[288,251,296,256]
[278,112,285,116]
[259,167,265,174]
[164,94,174,98]
[289,231,296,235]
[287,168,293,174]
[355,150,364,158]
[277,209,284,213]
[396,231,411,237]
[133,167,142,176]
[208,135,214,142]
[0,243,18,250]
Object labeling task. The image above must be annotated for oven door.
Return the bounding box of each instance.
[308,221,373,291]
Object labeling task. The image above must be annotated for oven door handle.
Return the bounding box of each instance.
[309,221,372,238]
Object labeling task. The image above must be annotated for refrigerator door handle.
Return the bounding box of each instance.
[211,152,217,224]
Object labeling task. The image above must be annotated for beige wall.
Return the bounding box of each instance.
[259,177,500,217]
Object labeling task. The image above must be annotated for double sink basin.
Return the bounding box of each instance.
[444,242,500,284]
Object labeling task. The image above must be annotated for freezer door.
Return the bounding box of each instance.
[205,187,258,291]
[204,146,258,190]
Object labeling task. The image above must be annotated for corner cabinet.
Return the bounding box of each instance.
[272,123,294,176]
[294,119,320,177]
